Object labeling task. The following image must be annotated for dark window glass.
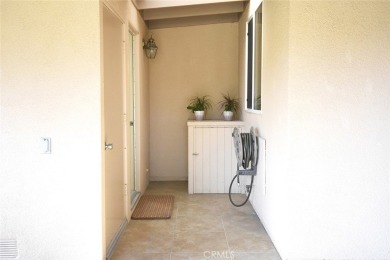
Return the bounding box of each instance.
[246,18,253,109]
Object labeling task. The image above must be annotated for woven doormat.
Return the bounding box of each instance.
[131,195,174,220]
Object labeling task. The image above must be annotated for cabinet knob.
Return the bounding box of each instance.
[192,153,199,156]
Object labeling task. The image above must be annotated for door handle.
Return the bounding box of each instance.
[193,153,199,156]
[105,143,113,150]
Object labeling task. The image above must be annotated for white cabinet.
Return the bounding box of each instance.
[188,121,244,194]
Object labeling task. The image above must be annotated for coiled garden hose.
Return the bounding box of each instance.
[229,127,258,207]
[229,174,254,207]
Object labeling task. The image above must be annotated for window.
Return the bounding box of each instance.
[246,18,253,110]
[246,3,263,112]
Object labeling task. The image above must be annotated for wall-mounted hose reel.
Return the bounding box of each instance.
[229,127,259,207]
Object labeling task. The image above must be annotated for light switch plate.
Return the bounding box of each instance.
[40,137,51,154]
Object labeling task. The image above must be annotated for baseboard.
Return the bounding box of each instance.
[106,218,128,260]
[149,175,188,181]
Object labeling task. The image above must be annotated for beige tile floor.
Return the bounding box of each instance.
[111,181,281,260]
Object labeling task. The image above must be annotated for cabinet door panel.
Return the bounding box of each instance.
[224,127,233,193]
[194,127,203,193]
[217,128,226,193]
[209,127,218,193]
[190,123,243,194]
[202,128,211,193]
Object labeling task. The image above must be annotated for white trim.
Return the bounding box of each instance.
[133,0,248,10]
[245,108,262,115]
[128,22,139,36]
[187,120,245,127]
[106,218,128,260]
[102,1,125,24]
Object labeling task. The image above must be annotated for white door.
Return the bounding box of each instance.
[103,5,125,251]
[125,31,139,220]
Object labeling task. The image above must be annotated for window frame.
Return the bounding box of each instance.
[245,3,263,114]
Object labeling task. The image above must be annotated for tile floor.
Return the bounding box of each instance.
[111,181,281,260]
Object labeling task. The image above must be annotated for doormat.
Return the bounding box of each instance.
[131,195,174,220]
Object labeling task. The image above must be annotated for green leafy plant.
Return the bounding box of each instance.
[218,93,240,113]
[186,95,212,113]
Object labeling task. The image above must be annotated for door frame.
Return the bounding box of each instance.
[124,23,140,220]
[101,2,126,258]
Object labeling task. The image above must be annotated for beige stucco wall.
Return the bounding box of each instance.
[0,0,150,258]
[148,23,239,181]
[0,1,103,258]
[240,0,390,258]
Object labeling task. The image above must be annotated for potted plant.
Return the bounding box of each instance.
[218,93,240,121]
[186,95,212,121]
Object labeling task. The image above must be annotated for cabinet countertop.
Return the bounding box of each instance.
[187,120,244,126]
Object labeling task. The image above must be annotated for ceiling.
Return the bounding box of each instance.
[132,0,248,29]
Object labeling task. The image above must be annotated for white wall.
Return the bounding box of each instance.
[0,1,103,258]
[149,23,239,181]
[240,0,390,259]
[0,0,150,258]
